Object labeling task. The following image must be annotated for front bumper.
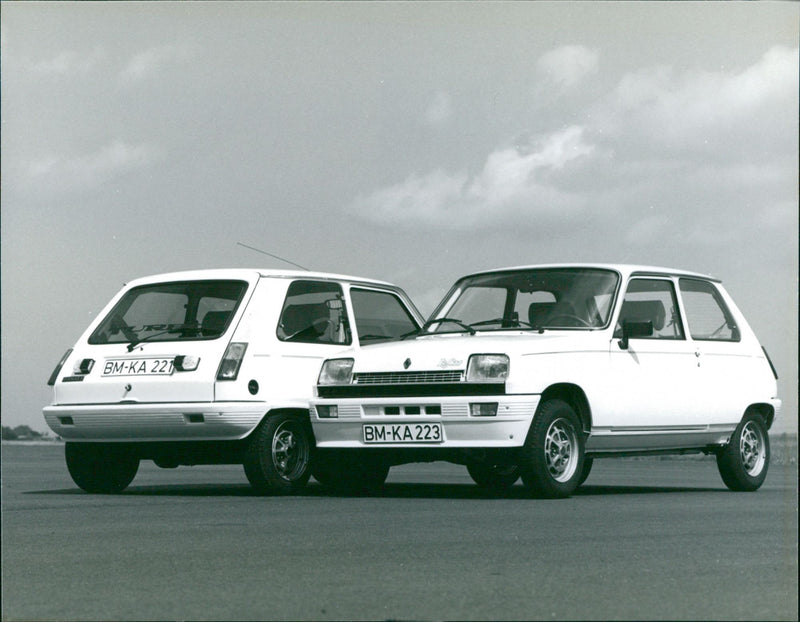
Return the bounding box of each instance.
[310,394,540,449]
[43,402,265,442]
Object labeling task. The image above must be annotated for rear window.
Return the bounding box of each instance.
[89,280,248,345]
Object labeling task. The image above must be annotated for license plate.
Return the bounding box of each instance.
[102,358,174,376]
[363,423,443,444]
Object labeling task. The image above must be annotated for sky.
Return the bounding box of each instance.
[1,2,798,433]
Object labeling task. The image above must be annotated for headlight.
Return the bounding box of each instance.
[466,354,509,383]
[318,358,355,385]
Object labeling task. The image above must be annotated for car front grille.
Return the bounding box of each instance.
[353,370,464,385]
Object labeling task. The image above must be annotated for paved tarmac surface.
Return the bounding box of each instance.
[2,443,797,621]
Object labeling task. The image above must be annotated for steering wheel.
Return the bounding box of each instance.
[285,318,331,341]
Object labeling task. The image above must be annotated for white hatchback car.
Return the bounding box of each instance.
[310,264,781,497]
[44,269,423,494]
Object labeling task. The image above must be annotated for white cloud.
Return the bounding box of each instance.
[22,141,161,196]
[424,91,453,127]
[118,44,197,85]
[349,126,595,228]
[348,46,796,235]
[608,45,798,150]
[29,47,106,76]
[537,45,599,88]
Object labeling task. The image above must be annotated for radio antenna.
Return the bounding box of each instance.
[236,242,310,271]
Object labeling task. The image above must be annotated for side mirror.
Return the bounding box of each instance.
[619,320,654,350]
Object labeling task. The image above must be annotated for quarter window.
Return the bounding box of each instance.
[679,279,740,342]
[277,281,351,345]
[615,279,685,340]
[350,288,419,343]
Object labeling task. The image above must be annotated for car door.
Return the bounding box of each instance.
[677,278,753,426]
[268,279,355,400]
[599,277,702,448]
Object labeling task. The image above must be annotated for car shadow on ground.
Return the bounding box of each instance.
[26,480,725,499]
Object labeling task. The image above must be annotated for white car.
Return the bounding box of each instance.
[310,264,781,497]
[44,269,423,494]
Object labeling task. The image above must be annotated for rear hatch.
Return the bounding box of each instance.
[54,277,255,405]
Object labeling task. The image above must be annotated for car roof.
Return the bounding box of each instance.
[122,269,397,289]
[460,263,720,282]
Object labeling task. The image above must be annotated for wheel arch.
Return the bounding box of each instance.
[256,407,315,443]
[262,406,312,422]
[539,383,592,435]
[743,403,775,430]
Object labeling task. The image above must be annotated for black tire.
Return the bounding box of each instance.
[519,399,585,498]
[577,457,594,486]
[716,413,770,492]
[243,414,312,494]
[313,451,390,495]
[466,462,520,490]
[65,442,139,493]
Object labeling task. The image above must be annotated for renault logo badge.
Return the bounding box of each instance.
[403,358,412,369]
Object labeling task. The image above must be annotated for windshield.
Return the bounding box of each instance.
[429,268,619,333]
[89,280,248,346]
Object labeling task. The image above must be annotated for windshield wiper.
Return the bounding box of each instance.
[400,327,422,340]
[400,318,476,340]
[421,317,476,336]
[126,324,201,352]
[110,316,139,343]
[358,334,393,342]
[469,317,545,333]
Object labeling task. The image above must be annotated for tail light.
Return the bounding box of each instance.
[762,347,778,380]
[216,343,247,381]
[47,349,73,386]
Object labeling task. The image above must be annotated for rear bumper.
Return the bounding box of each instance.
[310,394,540,449]
[43,402,265,442]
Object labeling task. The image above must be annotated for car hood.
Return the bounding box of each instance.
[352,331,609,374]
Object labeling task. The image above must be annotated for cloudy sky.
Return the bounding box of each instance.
[2,2,797,432]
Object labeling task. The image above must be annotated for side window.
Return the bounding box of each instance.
[350,288,419,343]
[614,279,685,340]
[277,281,351,345]
[679,279,740,342]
